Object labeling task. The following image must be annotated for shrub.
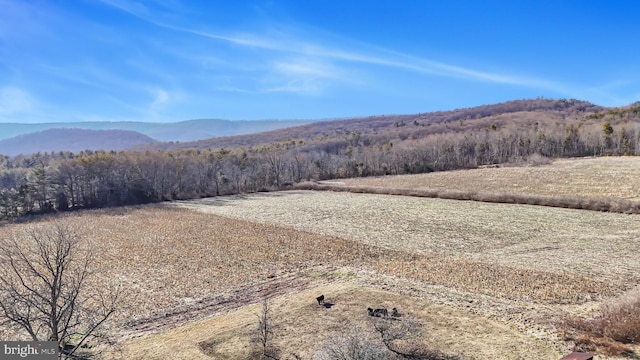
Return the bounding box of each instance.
[562,287,640,356]
[526,153,551,166]
[314,325,388,360]
[314,318,465,360]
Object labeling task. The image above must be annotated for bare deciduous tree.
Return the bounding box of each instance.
[371,316,424,359]
[371,316,463,360]
[315,325,388,360]
[0,222,119,358]
[316,317,464,360]
[252,298,281,360]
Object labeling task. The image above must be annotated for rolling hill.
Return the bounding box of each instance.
[0,128,157,156]
[144,98,609,151]
[0,119,315,143]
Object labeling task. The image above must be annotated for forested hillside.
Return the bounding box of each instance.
[144,98,605,151]
[0,128,157,156]
[0,118,314,143]
[1,99,638,219]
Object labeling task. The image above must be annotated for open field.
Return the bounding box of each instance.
[109,282,563,360]
[2,157,640,358]
[0,204,581,359]
[174,191,640,289]
[338,157,640,201]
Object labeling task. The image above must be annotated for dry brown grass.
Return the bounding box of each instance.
[110,282,564,360]
[165,190,640,358]
[2,201,618,338]
[3,155,640,359]
[338,157,640,202]
[295,181,640,214]
[176,191,640,289]
[563,287,640,356]
[1,207,374,327]
[0,200,628,356]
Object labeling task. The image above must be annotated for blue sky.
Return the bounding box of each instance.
[1,1,639,123]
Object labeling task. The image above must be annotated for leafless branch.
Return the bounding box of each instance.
[0,221,119,358]
[252,298,281,360]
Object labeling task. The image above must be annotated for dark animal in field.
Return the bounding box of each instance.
[316,295,325,305]
[367,307,388,317]
[61,344,76,355]
[391,307,401,317]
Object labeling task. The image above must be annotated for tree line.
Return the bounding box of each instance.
[0,118,638,219]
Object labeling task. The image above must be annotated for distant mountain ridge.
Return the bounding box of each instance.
[0,118,315,143]
[147,98,609,151]
[2,98,633,156]
[0,128,157,156]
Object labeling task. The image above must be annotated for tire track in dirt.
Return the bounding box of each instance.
[117,270,336,341]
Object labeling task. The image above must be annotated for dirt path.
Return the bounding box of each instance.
[117,270,336,341]
[110,274,570,360]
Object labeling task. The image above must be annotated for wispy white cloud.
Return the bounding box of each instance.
[96,0,584,100]
[0,85,137,123]
[265,78,328,95]
[215,86,255,94]
[143,25,569,93]
[263,57,353,95]
[143,87,187,121]
[7,0,629,124]
[272,58,343,79]
[0,87,35,115]
[149,88,169,109]
[97,0,150,18]
[100,0,555,89]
